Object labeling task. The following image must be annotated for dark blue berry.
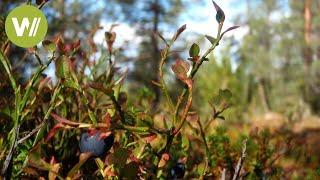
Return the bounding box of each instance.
[170,163,185,179]
[79,132,114,157]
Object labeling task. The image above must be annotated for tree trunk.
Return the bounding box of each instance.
[303,0,313,67]
[317,1,320,60]
[258,78,271,112]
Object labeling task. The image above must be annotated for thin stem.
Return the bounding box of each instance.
[16,83,63,176]
[0,50,17,90]
[1,125,20,178]
[173,84,193,135]
[197,117,210,176]
[159,46,174,110]
[20,55,55,114]
[108,93,126,124]
[173,25,223,122]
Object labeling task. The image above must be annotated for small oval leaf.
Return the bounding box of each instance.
[189,43,200,57]
[42,40,56,53]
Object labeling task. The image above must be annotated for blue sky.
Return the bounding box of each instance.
[93,0,247,55]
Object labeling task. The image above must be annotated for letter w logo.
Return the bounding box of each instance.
[11,17,41,37]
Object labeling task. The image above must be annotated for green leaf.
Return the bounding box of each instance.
[42,40,56,53]
[189,43,200,57]
[88,110,97,125]
[219,89,232,101]
[64,78,80,91]
[55,55,70,79]
[212,94,221,105]
[205,35,217,45]
[95,158,105,170]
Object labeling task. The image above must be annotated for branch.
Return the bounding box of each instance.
[232,138,248,180]
[173,25,223,122]
[173,83,193,135]
[197,116,210,177]
[108,93,126,124]
[158,46,174,110]
[1,125,20,178]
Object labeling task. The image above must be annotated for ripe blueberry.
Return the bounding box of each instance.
[79,131,114,157]
[170,163,185,179]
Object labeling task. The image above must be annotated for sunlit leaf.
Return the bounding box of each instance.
[45,123,64,142]
[158,153,170,168]
[189,43,200,57]
[55,55,71,79]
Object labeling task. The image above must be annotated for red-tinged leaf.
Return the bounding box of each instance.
[55,36,65,54]
[45,123,64,142]
[171,59,190,82]
[49,156,60,180]
[51,113,80,126]
[187,112,199,122]
[104,166,117,177]
[48,163,60,180]
[105,113,112,128]
[158,153,170,168]
[99,131,112,140]
[221,26,240,39]
[129,154,140,163]
[50,156,56,164]
[172,24,187,41]
[72,39,81,51]
[185,79,193,89]
[105,31,117,53]
[144,133,157,143]
[88,128,98,136]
